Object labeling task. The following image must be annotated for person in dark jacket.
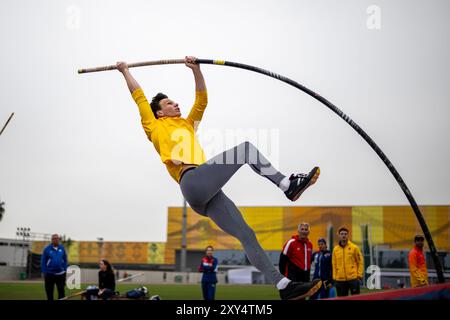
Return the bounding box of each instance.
[198,245,218,300]
[98,259,116,300]
[279,222,313,282]
[310,238,333,299]
[41,234,68,300]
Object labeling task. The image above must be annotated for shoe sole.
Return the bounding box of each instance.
[291,167,320,202]
[289,280,322,300]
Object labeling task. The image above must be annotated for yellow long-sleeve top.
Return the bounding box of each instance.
[332,240,364,281]
[132,88,208,182]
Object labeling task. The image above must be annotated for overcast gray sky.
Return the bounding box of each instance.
[1,0,449,242]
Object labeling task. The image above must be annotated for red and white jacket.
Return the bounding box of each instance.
[279,235,313,279]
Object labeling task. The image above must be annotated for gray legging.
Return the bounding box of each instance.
[179,141,286,285]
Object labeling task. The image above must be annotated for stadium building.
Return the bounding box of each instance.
[15,205,448,287]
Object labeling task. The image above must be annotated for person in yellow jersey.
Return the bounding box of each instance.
[116,56,321,300]
[332,227,364,296]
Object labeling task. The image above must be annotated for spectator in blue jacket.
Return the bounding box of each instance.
[198,245,218,300]
[41,234,68,300]
[310,238,333,299]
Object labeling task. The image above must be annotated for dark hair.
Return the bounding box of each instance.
[338,227,349,234]
[205,245,214,251]
[414,234,425,241]
[150,93,168,118]
[100,259,114,274]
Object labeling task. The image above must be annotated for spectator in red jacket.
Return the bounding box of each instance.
[279,222,313,282]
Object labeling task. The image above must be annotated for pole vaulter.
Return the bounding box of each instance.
[78,58,444,285]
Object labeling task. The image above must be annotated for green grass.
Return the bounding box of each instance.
[0,282,382,300]
[0,282,279,300]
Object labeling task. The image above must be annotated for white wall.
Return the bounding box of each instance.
[0,266,26,281]
[0,239,30,267]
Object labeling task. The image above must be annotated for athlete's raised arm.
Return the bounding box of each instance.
[186,56,208,129]
[117,61,141,93]
[117,61,156,131]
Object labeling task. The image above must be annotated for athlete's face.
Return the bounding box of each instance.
[415,238,424,249]
[157,97,181,118]
[99,260,107,271]
[298,224,310,239]
[51,234,59,247]
[206,248,214,257]
[339,231,349,242]
[318,242,327,251]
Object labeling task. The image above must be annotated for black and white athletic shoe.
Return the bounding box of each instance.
[284,167,320,202]
[279,279,322,300]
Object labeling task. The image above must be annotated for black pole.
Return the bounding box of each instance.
[195,59,444,283]
[0,112,14,136]
[78,58,445,283]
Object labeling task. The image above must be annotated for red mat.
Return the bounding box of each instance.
[329,283,450,300]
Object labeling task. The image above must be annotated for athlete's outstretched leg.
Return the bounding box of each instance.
[206,190,285,285]
[180,141,284,205]
[180,141,319,207]
[205,190,322,300]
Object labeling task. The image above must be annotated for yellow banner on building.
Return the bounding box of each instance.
[32,241,165,265]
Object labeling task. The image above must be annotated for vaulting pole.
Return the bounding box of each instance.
[59,272,144,300]
[0,112,14,137]
[78,58,445,283]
